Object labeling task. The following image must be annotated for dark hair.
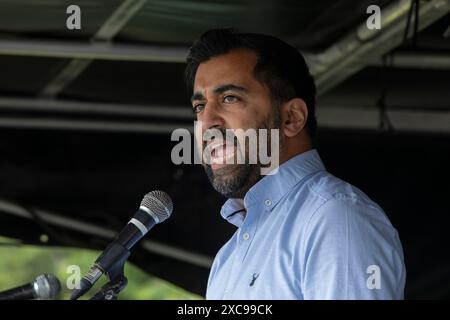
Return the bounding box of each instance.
[185,28,317,140]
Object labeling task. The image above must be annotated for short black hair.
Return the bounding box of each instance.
[185,28,317,140]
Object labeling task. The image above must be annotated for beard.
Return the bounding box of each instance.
[204,158,259,199]
[202,108,281,199]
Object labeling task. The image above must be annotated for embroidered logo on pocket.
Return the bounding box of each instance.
[249,273,259,287]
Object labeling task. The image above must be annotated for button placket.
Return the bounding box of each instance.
[225,202,263,296]
[221,231,241,299]
[237,204,263,263]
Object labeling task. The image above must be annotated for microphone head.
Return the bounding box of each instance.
[33,274,61,299]
[140,190,173,223]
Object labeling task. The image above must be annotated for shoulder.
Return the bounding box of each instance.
[301,171,393,228]
[288,171,403,261]
[280,170,399,248]
[293,173,405,299]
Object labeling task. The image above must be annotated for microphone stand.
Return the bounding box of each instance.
[90,273,128,300]
[89,248,129,300]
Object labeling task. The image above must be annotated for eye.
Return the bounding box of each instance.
[192,104,205,114]
[223,95,239,103]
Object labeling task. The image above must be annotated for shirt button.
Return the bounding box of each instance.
[264,199,272,207]
[243,233,250,241]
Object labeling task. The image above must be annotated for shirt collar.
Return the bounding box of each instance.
[220,149,326,227]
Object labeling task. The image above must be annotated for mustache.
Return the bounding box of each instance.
[202,127,238,150]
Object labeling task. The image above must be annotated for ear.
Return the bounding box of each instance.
[280,98,308,138]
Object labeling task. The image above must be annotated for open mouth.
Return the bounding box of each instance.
[206,139,236,170]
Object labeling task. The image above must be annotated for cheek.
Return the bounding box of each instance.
[194,122,204,153]
[252,98,273,120]
[231,103,269,130]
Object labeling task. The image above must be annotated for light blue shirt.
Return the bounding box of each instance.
[206,149,406,300]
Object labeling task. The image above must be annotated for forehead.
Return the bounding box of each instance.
[194,49,259,91]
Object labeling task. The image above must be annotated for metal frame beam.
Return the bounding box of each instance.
[0,39,188,62]
[39,0,147,98]
[309,0,450,93]
[317,106,450,133]
[0,0,448,96]
[2,39,450,70]
[0,117,187,134]
[367,52,450,69]
[0,96,193,119]
[0,96,448,134]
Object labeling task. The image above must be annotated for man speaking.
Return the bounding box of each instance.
[185,29,406,299]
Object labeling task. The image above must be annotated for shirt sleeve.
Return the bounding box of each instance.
[300,197,406,300]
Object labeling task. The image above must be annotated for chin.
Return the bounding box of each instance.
[204,162,260,198]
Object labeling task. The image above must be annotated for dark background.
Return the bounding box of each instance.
[0,0,449,298]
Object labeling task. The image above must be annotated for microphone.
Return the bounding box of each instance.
[0,274,61,300]
[71,190,173,300]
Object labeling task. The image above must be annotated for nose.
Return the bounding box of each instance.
[199,101,224,132]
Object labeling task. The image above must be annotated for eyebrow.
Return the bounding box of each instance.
[191,84,248,103]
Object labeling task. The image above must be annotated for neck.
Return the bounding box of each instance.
[232,137,313,201]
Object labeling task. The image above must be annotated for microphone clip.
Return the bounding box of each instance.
[90,245,129,300]
[71,242,130,300]
[90,273,128,300]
